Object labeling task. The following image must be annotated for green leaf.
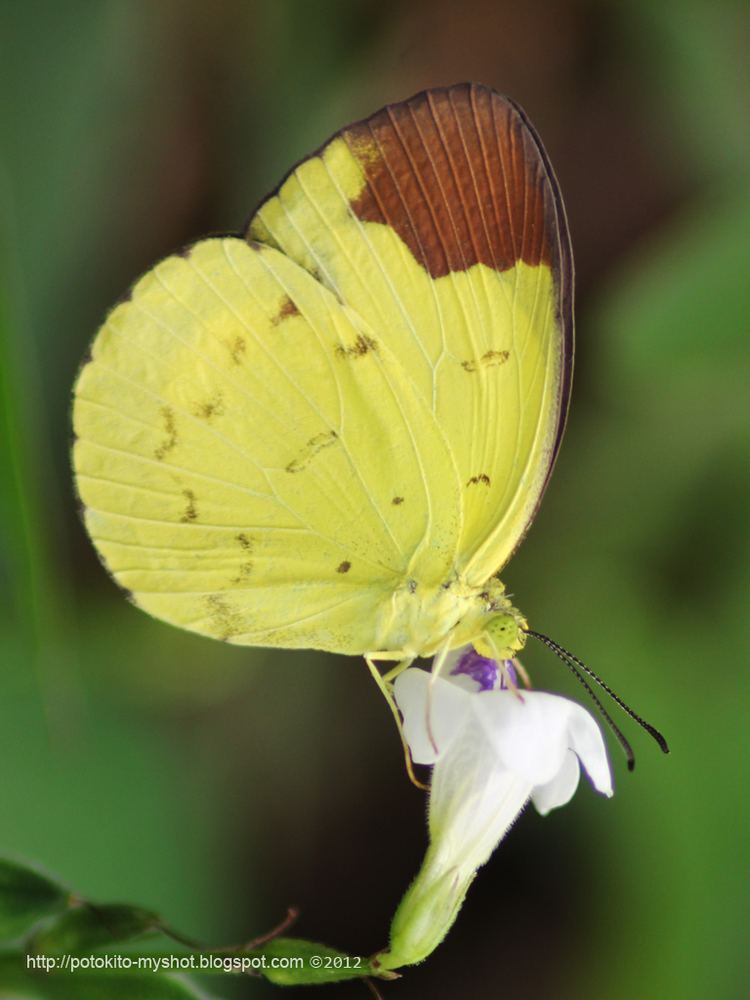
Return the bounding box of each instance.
[258,937,384,985]
[0,858,68,939]
[29,903,160,954]
[0,953,212,999]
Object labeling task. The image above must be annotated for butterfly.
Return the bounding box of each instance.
[72,83,573,738]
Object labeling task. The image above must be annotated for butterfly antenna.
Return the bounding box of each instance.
[524,629,670,767]
[550,647,636,769]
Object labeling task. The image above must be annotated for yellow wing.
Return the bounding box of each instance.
[73,83,572,656]
[249,83,573,586]
[73,238,462,652]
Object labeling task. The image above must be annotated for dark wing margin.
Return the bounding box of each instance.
[343,84,555,276]
[505,93,574,492]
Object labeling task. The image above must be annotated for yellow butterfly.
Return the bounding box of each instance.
[72,83,572,757]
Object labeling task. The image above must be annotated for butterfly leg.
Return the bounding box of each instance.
[510,656,532,690]
[483,634,526,701]
[498,658,526,701]
[364,655,428,792]
[364,650,413,683]
[382,661,413,683]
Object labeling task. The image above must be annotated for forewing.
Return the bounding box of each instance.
[249,83,573,585]
[73,238,462,652]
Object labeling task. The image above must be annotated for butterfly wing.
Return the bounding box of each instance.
[249,82,573,586]
[73,237,462,652]
[73,84,572,655]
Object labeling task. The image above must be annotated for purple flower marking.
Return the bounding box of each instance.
[451,648,517,691]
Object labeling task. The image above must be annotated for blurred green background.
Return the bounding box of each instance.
[2,1,749,997]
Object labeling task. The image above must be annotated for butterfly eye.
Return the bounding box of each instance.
[472,613,523,660]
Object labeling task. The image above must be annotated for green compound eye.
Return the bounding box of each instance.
[472,613,524,660]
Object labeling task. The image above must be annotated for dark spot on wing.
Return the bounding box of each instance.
[231,533,255,583]
[205,593,243,641]
[229,336,246,365]
[461,350,510,373]
[335,334,377,358]
[80,347,93,365]
[271,295,300,326]
[391,496,404,505]
[180,489,198,523]
[154,406,177,460]
[337,560,351,573]
[467,473,491,486]
[407,579,417,594]
[286,430,339,473]
[232,563,253,584]
[193,392,225,421]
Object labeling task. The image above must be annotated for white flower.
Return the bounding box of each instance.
[377,647,613,971]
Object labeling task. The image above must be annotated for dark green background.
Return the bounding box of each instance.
[2,2,749,997]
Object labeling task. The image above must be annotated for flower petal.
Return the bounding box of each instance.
[472,690,576,785]
[565,701,614,797]
[473,691,613,797]
[428,712,530,861]
[393,668,472,765]
[531,749,581,815]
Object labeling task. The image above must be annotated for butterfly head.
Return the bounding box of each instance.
[472,609,528,661]
[457,577,528,661]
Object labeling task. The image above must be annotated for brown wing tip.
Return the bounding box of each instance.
[337,83,565,279]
